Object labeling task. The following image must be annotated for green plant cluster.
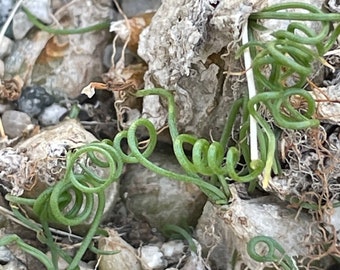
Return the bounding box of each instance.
[238,2,340,187]
[242,2,340,268]
[2,2,340,269]
[4,142,120,269]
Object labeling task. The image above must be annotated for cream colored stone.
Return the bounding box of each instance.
[98,229,141,270]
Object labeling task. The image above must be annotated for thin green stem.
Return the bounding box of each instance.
[22,6,110,35]
[68,190,105,270]
[162,224,197,254]
[0,234,55,270]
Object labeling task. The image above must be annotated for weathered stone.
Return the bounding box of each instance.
[2,110,32,138]
[0,36,13,58]
[195,187,314,269]
[140,245,166,270]
[98,228,141,270]
[38,103,67,126]
[137,0,266,139]
[5,1,111,99]
[17,85,54,117]
[121,143,206,230]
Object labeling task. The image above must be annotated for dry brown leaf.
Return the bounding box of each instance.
[0,75,24,101]
[36,36,69,64]
[110,12,154,53]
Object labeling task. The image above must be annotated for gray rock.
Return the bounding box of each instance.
[162,239,185,256]
[12,11,34,40]
[0,147,31,196]
[195,187,313,269]
[22,0,53,24]
[161,240,185,265]
[38,103,67,126]
[0,0,14,25]
[0,246,14,264]
[0,259,27,270]
[98,228,142,270]
[120,0,161,17]
[0,36,13,58]
[121,144,206,230]
[0,59,4,77]
[0,102,13,114]
[140,245,166,270]
[137,0,260,138]
[17,86,54,117]
[2,110,32,138]
[0,244,27,270]
[12,0,53,40]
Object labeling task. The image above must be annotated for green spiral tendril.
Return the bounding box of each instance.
[237,2,340,186]
[66,143,123,193]
[247,236,298,270]
[128,88,264,198]
[4,139,120,269]
[123,117,228,203]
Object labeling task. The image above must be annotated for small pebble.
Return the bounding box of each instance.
[326,0,340,13]
[2,110,32,138]
[0,0,14,26]
[0,102,13,114]
[120,0,161,17]
[0,245,13,263]
[140,245,166,269]
[98,229,142,270]
[23,0,53,24]
[38,103,67,126]
[0,59,4,77]
[0,36,14,59]
[17,86,54,117]
[0,244,27,269]
[13,1,53,39]
[161,240,185,259]
[12,11,34,40]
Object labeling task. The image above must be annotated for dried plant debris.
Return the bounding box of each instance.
[81,6,153,130]
[274,125,340,204]
[102,10,153,129]
[82,63,147,130]
[103,64,147,129]
[313,82,340,123]
[0,147,36,196]
[110,12,155,54]
[271,65,340,209]
[0,75,23,101]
